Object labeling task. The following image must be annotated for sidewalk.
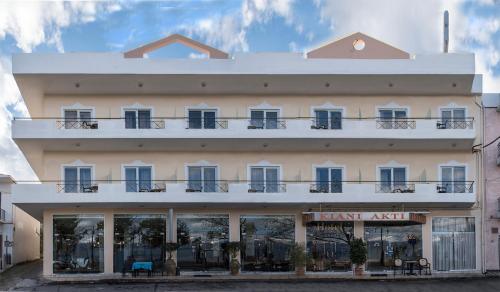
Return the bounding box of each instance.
[0,260,42,291]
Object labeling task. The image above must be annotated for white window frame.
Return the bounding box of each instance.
[61,160,95,193]
[186,108,218,129]
[438,161,469,193]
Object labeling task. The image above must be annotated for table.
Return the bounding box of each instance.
[131,261,153,277]
[404,260,418,275]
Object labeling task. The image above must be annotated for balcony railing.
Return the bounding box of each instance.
[248,183,287,193]
[436,181,474,193]
[185,181,229,192]
[436,118,474,129]
[186,118,228,129]
[56,182,99,193]
[125,181,167,192]
[376,119,416,129]
[56,120,99,129]
[375,183,416,193]
[309,183,343,193]
[0,208,6,222]
[247,119,287,129]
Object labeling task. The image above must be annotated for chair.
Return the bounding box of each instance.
[417,258,431,275]
[393,259,403,277]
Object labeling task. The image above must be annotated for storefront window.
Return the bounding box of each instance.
[177,214,229,271]
[53,214,104,274]
[306,222,353,272]
[113,214,167,273]
[432,217,476,271]
[240,215,295,272]
[364,222,422,271]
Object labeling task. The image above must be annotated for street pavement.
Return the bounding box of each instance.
[1,260,500,291]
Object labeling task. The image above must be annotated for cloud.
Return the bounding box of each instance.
[0,0,122,180]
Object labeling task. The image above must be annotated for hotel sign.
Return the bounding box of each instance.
[302,212,426,224]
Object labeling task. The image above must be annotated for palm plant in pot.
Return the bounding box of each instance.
[349,237,367,276]
[165,242,180,276]
[225,241,242,275]
[290,243,307,276]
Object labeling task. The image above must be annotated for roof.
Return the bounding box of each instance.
[0,174,16,184]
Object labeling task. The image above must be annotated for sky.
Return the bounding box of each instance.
[0,0,499,181]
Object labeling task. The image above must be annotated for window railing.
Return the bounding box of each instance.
[56,120,99,129]
[375,182,416,193]
[125,119,165,129]
[436,181,474,193]
[0,209,6,222]
[310,119,342,130]
[186,118,228,129]
[376,119,416,129]
[185,181,229,192]
[247,119,287,129]
[248,183,287,193]
[436,118,474,129]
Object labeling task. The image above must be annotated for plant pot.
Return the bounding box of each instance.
[230,259,240,276]
[166,258,177,276]
[295,266,305,276]
[353,264,364,276]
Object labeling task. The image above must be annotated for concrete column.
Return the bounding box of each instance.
[295,212,306,244]
[103,210,114,274]
[421,215,432,262]
[42,210,53,276]
[229,211,241,266]
[353,221,364,239]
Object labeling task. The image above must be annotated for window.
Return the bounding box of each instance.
[378,109,408,129]
[313,110,342,129]
[125,166,152,192]
[64,109,92,129]
[440,166,466,193]
[250,167,280,193]
[315,167,342,193]
[124,109,151,129]
[53,215,104,274]
[187,166,217,192]
[64,166,92,193]
[379,167,406,192]
[249,110,279,129]
[440,108,466,129]
[188,110,216,129]
[432,217,476,271]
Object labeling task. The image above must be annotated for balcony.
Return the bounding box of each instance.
[12,180,476,218]
[12,117,476,151]
[0,208,6,223]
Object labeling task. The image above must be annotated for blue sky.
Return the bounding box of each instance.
[0,0,499,180]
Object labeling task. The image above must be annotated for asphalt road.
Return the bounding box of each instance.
[2,260,500,292]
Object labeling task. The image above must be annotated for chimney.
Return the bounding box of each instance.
[444,10,449,53]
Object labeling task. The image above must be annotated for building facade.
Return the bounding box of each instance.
[0,174,41,272]
[11,33,484,277]
[483,93,500,271]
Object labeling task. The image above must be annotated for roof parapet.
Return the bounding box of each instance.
[124,33,229,59]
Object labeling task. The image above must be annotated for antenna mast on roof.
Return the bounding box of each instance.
[444,10,449,53]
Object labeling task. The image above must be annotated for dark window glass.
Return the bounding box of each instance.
[315,111,328,129]
[138,110,151,129]
[53,215,104,274]
[330,111,342,129]
[250,111,265,129]
[330,168,342,193]
[125,111,136,129]
[307,222,352,272]
[64,110,78,129]
[265,111,278,129]
[177,214,229,271]
[204,111,216,129]
[240,215,295,272]
[64,167,78,193]
[113,214,167,273]
[188,110,202,129]
[316,168,329,192]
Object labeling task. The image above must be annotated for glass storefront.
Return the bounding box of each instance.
[432,217,476,271]
[53,215,104,274]
[364,222,422,271]
[113,214,167,273]
[177,214,229,271]
[306,222,353,272]
[240,215,295,272]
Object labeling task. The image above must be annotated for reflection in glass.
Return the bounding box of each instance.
[364,222,422,271]
[113,214,167,273]
[306,222,353,272]
[177,214,229,271]
[53,215,104,274]
[240,215,295,272]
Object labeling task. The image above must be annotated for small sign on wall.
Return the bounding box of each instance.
[4,241,13,247]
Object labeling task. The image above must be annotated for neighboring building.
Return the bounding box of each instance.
[483,93,500,271]
[0,174,41,272]
[11,32,484,277]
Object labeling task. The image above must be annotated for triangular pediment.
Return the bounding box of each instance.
[307,32,409,59]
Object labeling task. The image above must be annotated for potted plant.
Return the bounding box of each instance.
[349,237,367,276]
[289,243,307,276]
[225,241,242,275]
[165,242,180,276]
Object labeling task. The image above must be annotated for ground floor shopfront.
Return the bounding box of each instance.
[42,207,483,276]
